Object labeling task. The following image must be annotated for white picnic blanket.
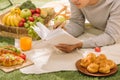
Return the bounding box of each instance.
[15,27,120,74]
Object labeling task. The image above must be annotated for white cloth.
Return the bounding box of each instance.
[16,40,83,74]
[16,27,120,74]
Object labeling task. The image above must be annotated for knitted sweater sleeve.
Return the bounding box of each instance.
[82,1,120,48]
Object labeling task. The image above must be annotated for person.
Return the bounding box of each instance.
[55,0,120,53]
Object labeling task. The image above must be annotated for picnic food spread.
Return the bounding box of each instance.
[0,46,26,67]
[0,0,56,40]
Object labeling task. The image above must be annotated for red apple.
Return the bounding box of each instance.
[18,21,24,27]
[30,9,36,14]
[35,8,41,14]
[28,16,34,22]
[21,18,26,23]
[33,13,40,17]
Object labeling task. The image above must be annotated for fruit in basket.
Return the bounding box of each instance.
[35,8,41,14]
[18,20,24,27]
[13,14,23,27]
[30,9,36,14]
[28,16,34,22]
[40,8,48,18]
[46,8,55,16]
[20,9,32,18]
[21,18,26,23]
[2,8,22,27]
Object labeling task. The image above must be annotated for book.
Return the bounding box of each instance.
[32,22,81,45]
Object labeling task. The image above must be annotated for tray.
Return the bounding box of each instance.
[0,59,34,72]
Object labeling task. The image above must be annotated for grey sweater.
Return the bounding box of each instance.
[65,0,120,48]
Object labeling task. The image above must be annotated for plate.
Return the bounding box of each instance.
[76,59,118,76]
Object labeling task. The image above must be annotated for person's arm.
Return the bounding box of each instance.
[65,0,85,37]
[82,2,120,48]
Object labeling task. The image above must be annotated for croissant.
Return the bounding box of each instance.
[87,63,99,73]
[99,63,110,73]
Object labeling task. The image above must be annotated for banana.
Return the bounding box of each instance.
[12,14,18,27]
[2,12,11,25]
[13,14,22,27]
[5,13,12,26]
[9,14,15,27]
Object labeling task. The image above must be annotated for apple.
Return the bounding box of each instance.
[35,8,41,14]
[30,9,36,14]
[54,15,66,24]
[20,9,32,18]
[33,13,40,17]
[18,21,24,27]
[21,18,26,23]
[28,16,34,22]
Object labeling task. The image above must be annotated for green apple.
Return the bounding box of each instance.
[20,8,32,18]
[54,15,66,24]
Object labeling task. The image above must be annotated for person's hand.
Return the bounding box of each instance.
[55,42,83,53]
[53,21,66,30]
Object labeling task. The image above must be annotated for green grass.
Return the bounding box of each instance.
[0,36,14,47]
[0,66,120,80]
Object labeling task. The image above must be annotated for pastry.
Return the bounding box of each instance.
[106,59,116,69]
[80,58,92,68]
[87,63,99,73]
[78,53,116,74]
[99,63,110,73]
[94,54,107,65]
[97,54,107,60]
[86,53,96,62]
[0,46,26,67]
[0,53,24,67]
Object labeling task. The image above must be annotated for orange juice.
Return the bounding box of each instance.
[20,36,32,51]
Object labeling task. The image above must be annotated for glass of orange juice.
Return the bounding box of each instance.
[20,36,32,51]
